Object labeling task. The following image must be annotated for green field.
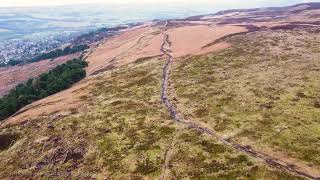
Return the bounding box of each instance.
[0,56,303,179]
[171,29,320,166]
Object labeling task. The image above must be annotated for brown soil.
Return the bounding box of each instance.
[85,26,163,75]
[166,25,247,57]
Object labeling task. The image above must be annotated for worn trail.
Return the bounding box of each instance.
[159,20,319,180]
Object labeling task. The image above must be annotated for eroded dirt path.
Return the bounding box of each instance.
[160,22,183,123]
[159,21,183,179]
[159,20,319,180]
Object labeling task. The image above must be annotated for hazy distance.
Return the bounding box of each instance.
[0,0,319,8]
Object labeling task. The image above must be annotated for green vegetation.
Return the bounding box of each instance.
[6,59,23,66]
[171,30,320,165]
[5,44,89,66]
[169,129,303,179]
[75,27,110,41]
[0,58,88,121]
[30,44,89,63]
[0,59,22,66]
[74,26,127,43]
[0,58,299,179]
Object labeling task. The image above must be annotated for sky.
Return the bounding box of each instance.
[0,0,318,7]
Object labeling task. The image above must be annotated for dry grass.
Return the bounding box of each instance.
[0,57,301,179]
[166,25,247,58]
[85,26,162,75]
[171,28,320,173]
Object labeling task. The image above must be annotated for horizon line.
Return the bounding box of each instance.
[0,1,318,8]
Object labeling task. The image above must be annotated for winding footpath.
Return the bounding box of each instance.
[159,20,319,180]
[160,21,183,123]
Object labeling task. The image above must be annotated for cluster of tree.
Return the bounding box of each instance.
[0,60,21,67]
[72,28,112,45]
[5,44,89,66]
[6,59,22,66]
[72,26,129,45]
[0,58,88,121]
[29,44,89,63]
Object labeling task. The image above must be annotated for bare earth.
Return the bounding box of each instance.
[167,25,247,57]
[86,25,163,75]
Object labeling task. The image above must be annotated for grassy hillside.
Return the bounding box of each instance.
[0,58,302,179]
[171,28,320,166]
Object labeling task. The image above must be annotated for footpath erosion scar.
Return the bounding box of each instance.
[159,20,319,180]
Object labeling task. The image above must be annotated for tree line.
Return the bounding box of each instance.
[2,44,89,67]
[30,44,89,63]
[0,58,88,121]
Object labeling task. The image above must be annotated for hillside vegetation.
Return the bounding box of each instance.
[5,44,89,66]
[30,45,89,63]
[0,58,301,179]
[1,3,320,179]
[171,28,320,166]
[0,58,88,121]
